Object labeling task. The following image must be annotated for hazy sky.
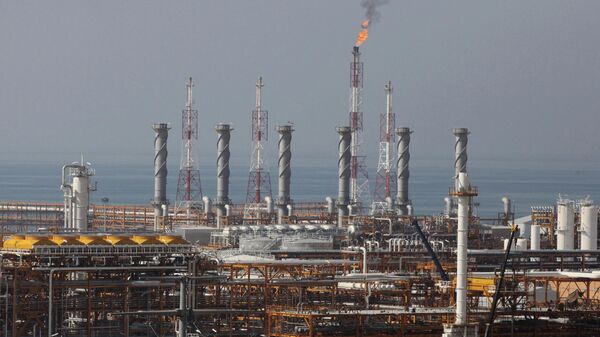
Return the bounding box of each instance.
[1,1,600,168]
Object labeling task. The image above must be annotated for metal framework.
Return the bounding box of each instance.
[175,77,203,225]
[373,81,396,213]
[244,77,273,223]
[349,47,370,213]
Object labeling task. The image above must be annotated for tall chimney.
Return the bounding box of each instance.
[276,124,294,224]
[443,129,478,337]
[337,127,352,227]
[152,123,170,231]
[396,127,412,215]
[215,123,232,228]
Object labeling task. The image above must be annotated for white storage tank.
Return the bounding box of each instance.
[516,239,528,251]
[557,202,574,250]
[530,225,541,250]
[580,203,598,250]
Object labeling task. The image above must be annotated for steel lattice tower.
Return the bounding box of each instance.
[244,77,272,220]
[349,46,370,212]
[373,81,396,209]
[175,77,203,222]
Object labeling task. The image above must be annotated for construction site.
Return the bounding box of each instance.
[1,12,600,337]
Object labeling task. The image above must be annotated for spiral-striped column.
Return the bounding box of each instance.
[396,127,412,215]
[152,123,170,231]
[215,123,232,224]
[337,126,352,227]
[276,125,294,223]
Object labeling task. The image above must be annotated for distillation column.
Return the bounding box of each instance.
[215,123,232,228]
[152,123,170,231]
[337,127,352,227]
[61,159,95,232]
[276,124,294,224]
[396,127,412,215]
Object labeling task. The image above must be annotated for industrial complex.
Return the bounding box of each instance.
[1,16,599,337]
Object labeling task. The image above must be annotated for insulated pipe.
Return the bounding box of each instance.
[396,127,412,215]
[453,128,469,181]
[580,203,598,250]
[276,124,294,224]
[455,172,471,326]
[178,278,187,337]
[152,123,170,232]
[337,127,352,227]
[215,123,232,226]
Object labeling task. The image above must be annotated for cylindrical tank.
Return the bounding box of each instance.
[152,123,170,231]
[557,202,575,250]
[265,196,274,214]
[453,128,469,181]
[325,197,335,214]
[580,203,598,250]
[202,196,212,215]
[531,225,541,250]
[276,124,294,224]
[215,123,232,223]
[443,197,454,217]
[516,238,528,251]
[396,127,412,215]
[337,126,352,227]
[72,174,89,232]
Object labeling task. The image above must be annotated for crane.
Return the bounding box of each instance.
[412,219,449,282]
[484,224,519,337]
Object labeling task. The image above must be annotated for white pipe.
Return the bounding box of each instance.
[455,172,470,326]
[359,247,367,274]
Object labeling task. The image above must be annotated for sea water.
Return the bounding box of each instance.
[0,158,598,218]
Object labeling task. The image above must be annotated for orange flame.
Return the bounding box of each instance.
[355,20,370,47]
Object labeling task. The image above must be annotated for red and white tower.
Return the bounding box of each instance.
[175,77,203,224]
[373,81,396,213]
[349,46,370,213]
[244,76,272,221]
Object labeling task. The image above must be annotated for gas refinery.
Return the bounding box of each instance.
[1,13,600,337]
